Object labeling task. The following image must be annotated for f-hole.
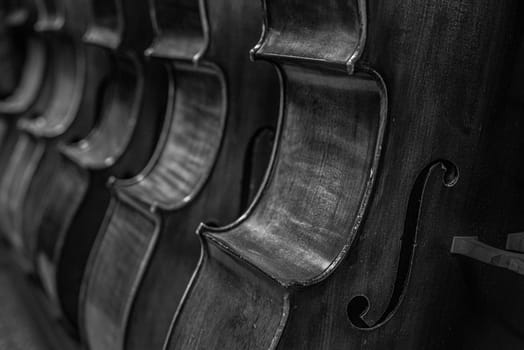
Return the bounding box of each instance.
[347,159,459,330]
[239,127,275,214]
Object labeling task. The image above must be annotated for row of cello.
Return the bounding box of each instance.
[1,0,524,349]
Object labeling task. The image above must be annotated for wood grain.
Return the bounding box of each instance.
[0,134,44,254]
[167,0,524,349]
[121,62,224,210]
[82,197,157,350]
[79,0,280,349]
[207,67,384,285]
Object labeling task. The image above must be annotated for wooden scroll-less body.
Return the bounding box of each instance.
[0,0,109,256]
[165,0,524,349]
[80,0,279,349]
[23,0,168,336]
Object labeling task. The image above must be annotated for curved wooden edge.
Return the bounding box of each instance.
[33,0,66,32]
[0,134,46,255]
[82,0,123,50]
[78,194,160,350]
[203,67,387,287]
[114,61,227,211]
[164,239,290,350]
[145,0,209,62]
[192,0,380,289]
[0,36,47,115]
[76,196,118,345]
[59,54,142,169]
[252,0,366,73]
[18,37,86,138]
[109,60,174,206]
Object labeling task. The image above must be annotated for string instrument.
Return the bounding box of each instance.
[0,0,47,118]
[164,0,524,349]
[0,1,47,195]
[0,3,26,100]
[79,0,279,348]
[0,0,103,255]
[28,0,167,333]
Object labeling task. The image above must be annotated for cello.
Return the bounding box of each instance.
[79,0,279,348]
[0,0,47,201]
[0,0,47,118]
[28,0,168,334]
[0,0,106,255]
[165,0,524,349]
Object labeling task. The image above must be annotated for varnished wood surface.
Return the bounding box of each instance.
[13,0,170,335]
[207,68,385,285]
[80,0,280,349]
[17,0,112,141]
[59,55,141,170]
[166,0,384,346]
[120,62,224,209]
[165,0,524,349]
[0,36,46,115]
[0,0,523,348]
[446,38,524,348]
[31,154,89,302]
[0,134,44,254]
[82,196,157,350]
[30,54,168,337]
[27,57,168,331]
[17,37,85,139]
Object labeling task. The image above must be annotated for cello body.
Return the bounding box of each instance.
[80,0,279,349]
[165,0,524,349]
[0,0,521,349]
[29,0,167,332]
[0,0,109,256]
